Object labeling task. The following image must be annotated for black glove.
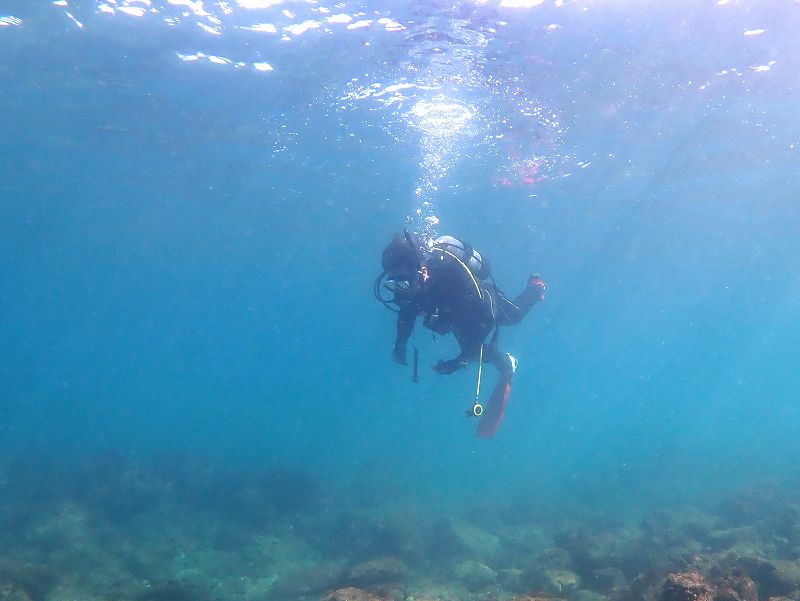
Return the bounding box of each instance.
[392,344,407,365]
[433,358,466,375]
[529,274,546,302]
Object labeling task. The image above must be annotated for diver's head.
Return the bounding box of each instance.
[378,231,425,306]
[381,232,420,280]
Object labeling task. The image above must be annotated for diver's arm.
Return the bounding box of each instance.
[432,333,480,375]
[393,305,417,365]
[433,298,493,374]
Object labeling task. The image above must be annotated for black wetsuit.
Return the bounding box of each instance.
[393,251,536,373]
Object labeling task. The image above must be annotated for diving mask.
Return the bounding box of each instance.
[384,279,411,293]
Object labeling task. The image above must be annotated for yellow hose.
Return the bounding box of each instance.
[430,246,485,413]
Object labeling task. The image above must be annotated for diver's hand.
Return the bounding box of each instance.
[529,274,546,302]
[433,358,466,375]
[392,345,407,366]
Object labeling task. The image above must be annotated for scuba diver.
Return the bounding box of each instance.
[374,231,545,437]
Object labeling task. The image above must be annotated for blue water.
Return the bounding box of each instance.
[1,1,800,598]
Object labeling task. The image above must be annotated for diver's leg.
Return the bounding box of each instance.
[484,343,518,376]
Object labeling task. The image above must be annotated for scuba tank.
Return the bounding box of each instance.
[431,235,491,280]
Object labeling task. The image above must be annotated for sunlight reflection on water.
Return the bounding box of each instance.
[37,0,782,238]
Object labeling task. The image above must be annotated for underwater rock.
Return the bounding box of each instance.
[272,563,344,597]
[707,527,762,551]
[660,572,715,601]
[138,580,211,601]
[680,509,724,540]
[406,581,468,601]
[0,559,54,601]
[677,540,710,562]
[73,452,170,521]
[714,570,758,601]
[502,524,552,556]
[520,547,572,591]
[0,584,33,601]
[575,589,608,601]
[497,567,526,592]
[316,512,413,562]
[770,560,800,594]
[429,520,501,562]
[241,576,280,601]
[347,557,408,587]
[719,485,786,527]
[591,567,626,594]
[556,527,639,575]
[153,455,321,528]
[722,543,769,563]
[740,558,800,598]
[220,466,320,526]
[321,587,391,601]
[642,508,721,545]
[539,570,581,596]
[613,570,662,601]
[17,502,90,551]
[532,548,574,571]
[780,504,800,547]
[524,561,580,596]
[452,560,496,592]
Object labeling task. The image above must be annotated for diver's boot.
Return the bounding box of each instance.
[503,353,518,377]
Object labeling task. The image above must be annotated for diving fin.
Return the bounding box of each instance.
[475,373,513,438]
